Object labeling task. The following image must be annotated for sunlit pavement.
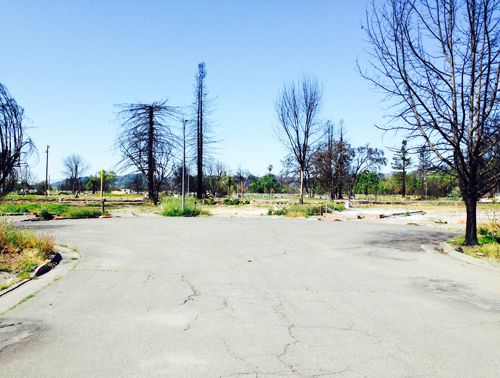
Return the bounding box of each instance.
[1,217,499,377]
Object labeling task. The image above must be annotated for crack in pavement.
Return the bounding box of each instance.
[180,275,199,305]
[276,323,300,374]
[272,301,301,374]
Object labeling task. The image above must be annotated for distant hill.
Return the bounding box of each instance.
[52,173,141,189]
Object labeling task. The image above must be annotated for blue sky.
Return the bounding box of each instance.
[0,0,396,183]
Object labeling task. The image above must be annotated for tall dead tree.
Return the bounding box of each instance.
[274,74,324,204]
[312,120,355,200]
[114,101,178,205]
[191,62,218,199]
[361,0,500,245]
[0,82,36,197]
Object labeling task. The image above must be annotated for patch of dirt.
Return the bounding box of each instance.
[208,206,268,217]
[109,207,162,218]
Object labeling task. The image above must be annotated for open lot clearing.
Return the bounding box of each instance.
[1,215,500,377]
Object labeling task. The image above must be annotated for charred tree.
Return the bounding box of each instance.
[114,101,178,205]
[361,0,500,245]
[62,154,90,195]
[274,73,324,204]
[190,63,218,199]
[0,82,36,197]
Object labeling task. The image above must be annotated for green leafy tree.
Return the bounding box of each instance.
[249,174,281,194]
[86,171,117,194]
[85,175,98,194]
[418,145,432,197]
[357,171,380,196]
[260,173,281,194]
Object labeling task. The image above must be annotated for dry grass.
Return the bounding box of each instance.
[452,219,500,263]
[461,244,500,262]
[0,219,55,288]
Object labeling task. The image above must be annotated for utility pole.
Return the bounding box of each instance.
[182,119,188,211]
[45,145,50,196]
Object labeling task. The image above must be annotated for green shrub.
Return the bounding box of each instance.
[203,198,215,206]
[223,198,240,206]
[478,225,500,244]
[268,206,288,216]
[162,197,209,217]
[39,209,54,220]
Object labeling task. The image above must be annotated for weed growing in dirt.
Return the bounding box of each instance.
[162,197,210,217]
[0,219,55,286]
[451,219,500,262]
[268,202,346,217]
[0,202,105,219]
[224,198,240,205]
[65,208,103,218]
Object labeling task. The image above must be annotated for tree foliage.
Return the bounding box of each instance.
[391,140,411,197]
[86,170,117,194]
[249,174,281,194]
[357,171,381,196]
[349,144,386,199]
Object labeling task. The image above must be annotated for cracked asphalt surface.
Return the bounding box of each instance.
[1,216,500,377]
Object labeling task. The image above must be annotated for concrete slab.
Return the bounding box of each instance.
[0,217,499,377]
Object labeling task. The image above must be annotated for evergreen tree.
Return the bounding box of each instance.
[391,140,411,197]
[418,145,431,197]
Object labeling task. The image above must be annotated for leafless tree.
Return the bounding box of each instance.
[190,63,219,199]
[17,165,37,195]
[114,101,178,205]
[274,73,324,204]
[62,153,90,195]
[204,160,228,196]
[234,165,251,195]
[312,121,355,200]
[361,0,500,245]
[0,82,36,197]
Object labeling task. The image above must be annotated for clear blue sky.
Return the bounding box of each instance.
[0,0,396,183]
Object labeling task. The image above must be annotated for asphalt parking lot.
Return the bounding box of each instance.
[1,216,500,377]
